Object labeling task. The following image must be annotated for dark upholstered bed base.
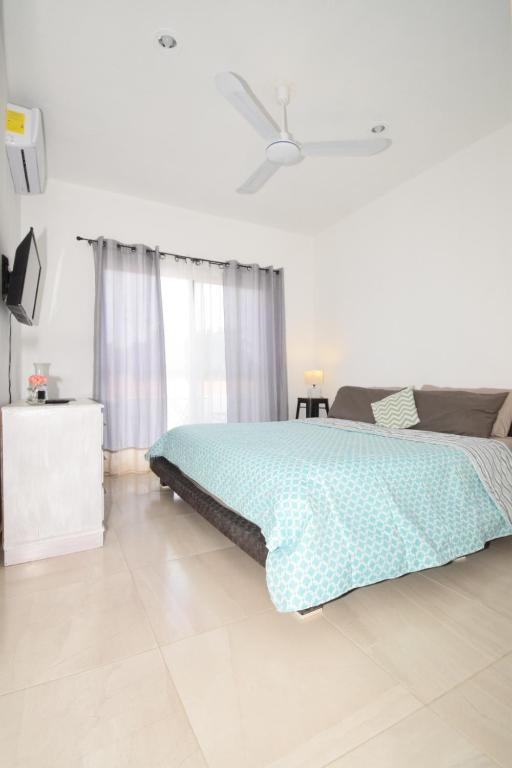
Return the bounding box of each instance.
[149,456,269,566]
[149,456,321,615]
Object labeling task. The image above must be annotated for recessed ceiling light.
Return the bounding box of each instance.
[156,33,177,50]
[371,124,386,134]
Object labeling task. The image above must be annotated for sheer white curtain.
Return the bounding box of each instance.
[160,259,227,428]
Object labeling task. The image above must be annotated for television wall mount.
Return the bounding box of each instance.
[1,254,10,301]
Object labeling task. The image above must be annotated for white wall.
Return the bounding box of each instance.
[0,1,20,405]
[20,179,315,414]
[18,125,512,415]
[314,122,512,403]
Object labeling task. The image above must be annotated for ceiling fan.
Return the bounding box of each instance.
[215,71,391,194]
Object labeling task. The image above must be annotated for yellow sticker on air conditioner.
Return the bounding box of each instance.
[6,109,25,134]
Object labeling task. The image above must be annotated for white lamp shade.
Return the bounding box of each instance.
[304,369,324,386]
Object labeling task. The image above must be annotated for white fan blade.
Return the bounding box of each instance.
[302,138,391,157]
[215,71,280,142]
[237,160,280,194]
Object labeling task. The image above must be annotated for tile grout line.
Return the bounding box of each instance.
[387,569,512,645]
[133,581,212,767]
[324,604,511,706]
[156,639,212,768]
[109,478,237,567]
[117,492,278,764]
[111,482,212,767]
[0,644,160,700]
[290,611,428,768]
[426,648,512,708]
[321,609,423,700]
[322,576,512,707]
[113,482,276,646]
[426,681,508,768]
[320,704,503,768]
[116,539,236,571]
[0,521,158,700]
[321,579,512,768]
[0,487,197,701]
[154,640,211,768]
[323,597,511,767]
[157,606,277,649]
[421,568,512,624]
[319,706,428,768]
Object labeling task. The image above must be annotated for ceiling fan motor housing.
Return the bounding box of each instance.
[266,139,302,166]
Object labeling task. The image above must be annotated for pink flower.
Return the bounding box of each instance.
[28,374,48,387]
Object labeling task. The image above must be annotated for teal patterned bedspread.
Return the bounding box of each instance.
[148,419,512,612]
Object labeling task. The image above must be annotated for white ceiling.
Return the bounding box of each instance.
[4,0,512,234]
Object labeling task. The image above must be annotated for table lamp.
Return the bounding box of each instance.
[304,369,323,398]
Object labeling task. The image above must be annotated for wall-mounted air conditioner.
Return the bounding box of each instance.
[5,103,46,194]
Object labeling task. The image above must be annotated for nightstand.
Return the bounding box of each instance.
[1,399,104,565]
[295,397,330,418]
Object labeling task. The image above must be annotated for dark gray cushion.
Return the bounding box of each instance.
[328,385,508,438]
[328,386,398,423]
[412,389,508,438]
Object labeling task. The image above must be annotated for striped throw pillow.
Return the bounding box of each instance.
[371,387,420,429]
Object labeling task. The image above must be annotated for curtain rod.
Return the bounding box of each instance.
[76,236,280,273]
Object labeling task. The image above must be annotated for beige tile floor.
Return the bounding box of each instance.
[0,473,510,768]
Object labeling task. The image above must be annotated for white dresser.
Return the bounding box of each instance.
[1,399,104,565]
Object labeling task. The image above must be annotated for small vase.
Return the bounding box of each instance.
[28,387,41,404]
[34,362,50,377]
[33,362,50,402]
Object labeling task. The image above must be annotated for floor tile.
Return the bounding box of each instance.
[116,511,233,570]
[162,611,420,768]
[391,569,512,659]
[132,546,274,644]
[106,487,191,531]
[0,649,205,768]
[0,570,156,694]
[431,653,512,768]
[326,708,495,768]
[104,472,162,497]
[323,571,512,702]
[0,529,127,599]
[423,538,512,620]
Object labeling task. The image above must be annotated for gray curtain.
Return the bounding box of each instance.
[223,261,288,422]
[93,238,167,450]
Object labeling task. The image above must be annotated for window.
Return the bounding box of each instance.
[160,260,227,428]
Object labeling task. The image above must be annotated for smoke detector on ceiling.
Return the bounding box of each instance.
[155,31,177,50]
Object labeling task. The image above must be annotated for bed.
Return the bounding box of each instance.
[148,387,512,613]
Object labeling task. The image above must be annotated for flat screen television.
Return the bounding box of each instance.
[5,228,42,325]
